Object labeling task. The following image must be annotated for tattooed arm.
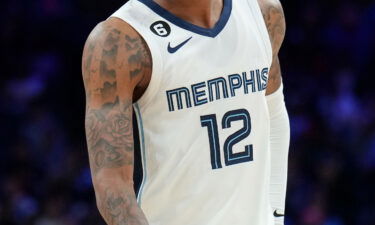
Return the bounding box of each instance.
[82,18,151,225]
[258,0,286,95]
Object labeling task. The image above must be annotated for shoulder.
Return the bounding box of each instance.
[84,17,142,44]
[82,17,152,98]
[83,17,151,67]
[257,0,286,53]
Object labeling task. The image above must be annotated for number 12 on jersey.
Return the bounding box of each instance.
[200,109,254,170]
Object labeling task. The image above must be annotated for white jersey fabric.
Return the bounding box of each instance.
[111,0,273,224]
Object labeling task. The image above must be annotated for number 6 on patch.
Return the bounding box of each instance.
[201,109,254,170]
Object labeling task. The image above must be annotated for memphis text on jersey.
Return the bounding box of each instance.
[166,67,269,112]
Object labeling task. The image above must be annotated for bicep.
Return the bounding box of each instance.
[82,18,150,105]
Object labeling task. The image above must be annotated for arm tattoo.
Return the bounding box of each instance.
[260,1,286,55]
[96,187,148,225]
[259,0,286,93]
[82,25,151,104]
[85,98,134,175]
[125,35,152,80]
[82,21,151,225]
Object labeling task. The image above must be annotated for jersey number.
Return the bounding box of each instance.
[153,24,168,36]
[200,109,254,170]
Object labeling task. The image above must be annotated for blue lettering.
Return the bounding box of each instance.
[166,68,269,112]
[192,82,208,106]
[166,87,192,112]
[255,69,262,92]
[228,74,243,97]
[243,71,256,94]
[207,77,229,102]
[261,68,269,90]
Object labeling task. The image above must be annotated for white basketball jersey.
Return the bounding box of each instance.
[111,0,273,224]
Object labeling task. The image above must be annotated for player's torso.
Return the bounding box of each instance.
[111,0,274,224]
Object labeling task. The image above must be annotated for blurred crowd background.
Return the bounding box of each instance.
[0,0,374,224]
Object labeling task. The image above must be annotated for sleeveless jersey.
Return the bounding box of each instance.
[111,0,273,224]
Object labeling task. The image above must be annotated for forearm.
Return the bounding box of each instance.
[267,84,290,225]
[94,179,148,225]
[85,102,149,225]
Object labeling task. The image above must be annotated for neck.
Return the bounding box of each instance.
[153,0,224,28]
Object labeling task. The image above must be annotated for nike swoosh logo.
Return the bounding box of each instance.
[168,37,192,53]
[273,210,285,217]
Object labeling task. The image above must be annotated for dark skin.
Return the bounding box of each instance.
[82,20,150,225]
[258,0,286,95]
[82,0,285,224]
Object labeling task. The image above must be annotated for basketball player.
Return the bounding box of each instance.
[82,0,290,224]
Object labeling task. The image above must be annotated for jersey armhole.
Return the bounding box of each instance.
[246,0,273,63]
[109,15,164,109]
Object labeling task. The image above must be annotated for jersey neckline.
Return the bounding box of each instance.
[137,0,232,38]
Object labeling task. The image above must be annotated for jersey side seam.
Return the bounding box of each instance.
[134,103,147,206]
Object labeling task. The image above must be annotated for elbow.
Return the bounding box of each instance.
[92,172,134,193]
[91,170,135,201]
[91,166,134,188]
